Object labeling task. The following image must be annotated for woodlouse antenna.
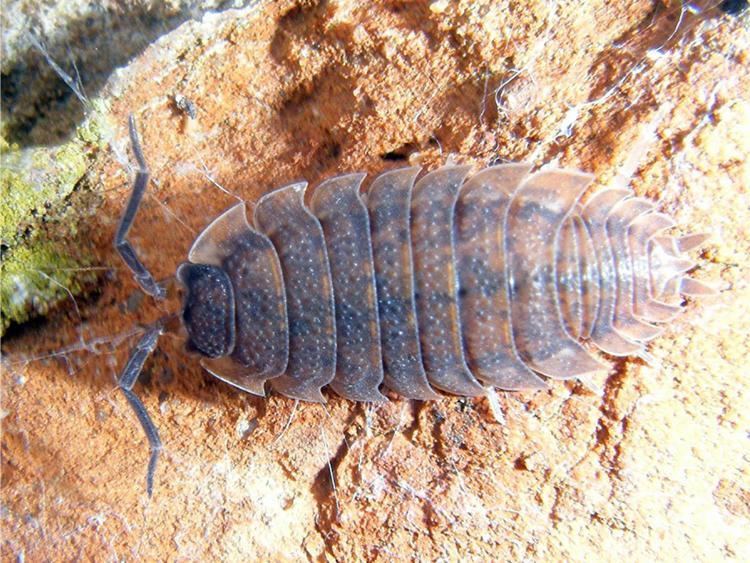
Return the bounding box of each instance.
[111,117,176,496]
[115,115,167,300]
[117,324,163,497]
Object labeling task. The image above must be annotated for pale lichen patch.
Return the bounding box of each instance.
[0,103,112,333]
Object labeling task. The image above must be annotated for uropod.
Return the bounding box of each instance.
[116,116,715,496]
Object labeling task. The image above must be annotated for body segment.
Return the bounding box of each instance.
[254,183,336,402]
[310,174,386,402]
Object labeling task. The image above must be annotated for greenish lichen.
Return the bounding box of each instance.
[0,142,87,245]
[0,240,98,333]
[0,102,113,334]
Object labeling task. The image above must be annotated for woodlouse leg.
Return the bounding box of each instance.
[117,324,163,497]
[115,115,166,300]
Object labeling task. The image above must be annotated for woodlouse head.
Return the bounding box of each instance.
[176,262,235,358]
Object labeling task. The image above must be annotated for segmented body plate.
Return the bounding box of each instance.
[179,164,710,401]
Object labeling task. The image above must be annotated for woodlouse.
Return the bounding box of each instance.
[117,117,714,495]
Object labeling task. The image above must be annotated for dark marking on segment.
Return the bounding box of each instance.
[411,166,485,396]
[255,183,336,402]
[311,173,386,402]
[506,169,605,379]
[223,228,289,385]
[184,203,289,395]
[455,164,546,390]
[367,167,440,399]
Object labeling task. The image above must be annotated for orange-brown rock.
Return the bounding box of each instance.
[2,1,748,560]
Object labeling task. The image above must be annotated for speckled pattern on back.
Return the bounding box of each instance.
[254,182,337,402]
[223,229,288,380]
[311,173,386,402]
[455,165,545,390]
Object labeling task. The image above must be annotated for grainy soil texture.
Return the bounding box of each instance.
[2,1,749,561]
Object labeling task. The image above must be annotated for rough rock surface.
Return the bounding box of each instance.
[2,1,749,560]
